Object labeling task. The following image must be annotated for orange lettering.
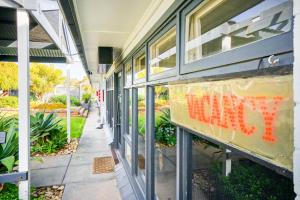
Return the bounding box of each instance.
[237,98,256,136]
[211,95,221,126]
[257,96,283,142]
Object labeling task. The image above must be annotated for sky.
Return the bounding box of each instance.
[48,60,87,81]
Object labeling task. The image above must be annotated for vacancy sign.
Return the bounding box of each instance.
[169,75,293,171]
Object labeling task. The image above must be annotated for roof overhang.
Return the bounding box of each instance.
[0,1,74,64]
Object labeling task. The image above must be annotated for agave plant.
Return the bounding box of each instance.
[0,124,18,172]
[0,113,16,132]
[30,112,63,143]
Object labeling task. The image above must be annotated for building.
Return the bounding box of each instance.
[59,0,300,199]
[2,0,297,199]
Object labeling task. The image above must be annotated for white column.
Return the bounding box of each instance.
[222,34,232,176]
[17,9,30,200]
[294,0,300,199]
[66,63,71,143]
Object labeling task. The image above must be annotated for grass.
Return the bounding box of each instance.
[60,117,86,139]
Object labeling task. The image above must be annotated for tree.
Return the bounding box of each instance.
[80,76,93,94]
[30,63,65,100]
[0,62,18,95]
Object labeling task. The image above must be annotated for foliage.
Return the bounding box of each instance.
[0,63,64,100]
[30,112,63,142]
[155,108,176,146]
[0,62,18,91]
[0,96,18,108]
[0,114,15,131]
[155,86,168,100]
[81,76,94,94]
[31,132,67,154]
[31,103,66,110]
[30,112,67,154]
[0,184,45,200]
[49,95,81,106]
[60,117,86,138]
[30,63,65,100]
[82,93,91,104]
[138,115,145,137]
[214,160,295,200]
[0,183,18,200]
[155,99,168,107]
[0,116,18,173]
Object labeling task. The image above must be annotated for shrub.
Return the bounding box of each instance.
[214,160,295,200]
[49,95,81,106]
[0,183,18,199]
[82,93,91,104]
[30,112,67,154]
[31,132,67,154]
[31,103,66,110]
[0,96,18,108]
[155,108,176,146]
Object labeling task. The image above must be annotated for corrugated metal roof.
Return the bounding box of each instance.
[0,47,64,57]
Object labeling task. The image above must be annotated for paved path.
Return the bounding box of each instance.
[31,107,121,200]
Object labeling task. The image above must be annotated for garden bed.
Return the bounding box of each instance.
[32,139,79,157]
[0,183,64,200]
[0,107,82,117]
[32,185,65,200]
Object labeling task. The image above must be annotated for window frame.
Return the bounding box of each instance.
[124,59,133,87]
[180,0,293,75]
[133,47,147,84]
[148,19,178,81]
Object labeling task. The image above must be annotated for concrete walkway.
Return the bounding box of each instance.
[31,107,121,200]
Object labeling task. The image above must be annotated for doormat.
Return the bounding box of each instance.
[93,156,115,174]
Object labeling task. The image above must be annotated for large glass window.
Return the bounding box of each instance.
[185,0,292,64]
[137,87,146,179]
[125,141,132,167]
[134,52,146,80]
[191,134,295,199]
[154,86,176,200]
[125,62,132,86]
[150,27,176,75]
[128,89,132,136]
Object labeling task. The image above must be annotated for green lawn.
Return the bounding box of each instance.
[60,117,86,139]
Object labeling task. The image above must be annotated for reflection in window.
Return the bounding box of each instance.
[191,134,295,199]
[150,27,176,75]
[128,89,132,136]
[134,53,146,80]
[185,0,292,64]
[125,62,132,86]
[125,142,132,167]
[137,87,146,179]
[154,86,176,200]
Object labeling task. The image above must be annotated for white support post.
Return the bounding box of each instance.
[66,63,71,144]
[294,0,300,199]
[17,9,30,200]
[222,35,232,177]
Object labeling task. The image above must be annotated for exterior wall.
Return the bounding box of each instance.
[104,1,297,199]
[294,0,300,199]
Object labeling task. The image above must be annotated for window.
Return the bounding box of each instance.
[190,133,295,199]
[137,87,146,179]
[125,141,132,167]
[150,27,176,75]
[126,89,132,136]
[154,86,176,200]
[134,52,146,80]
[185,0,292,64]
[125,62,132,86]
